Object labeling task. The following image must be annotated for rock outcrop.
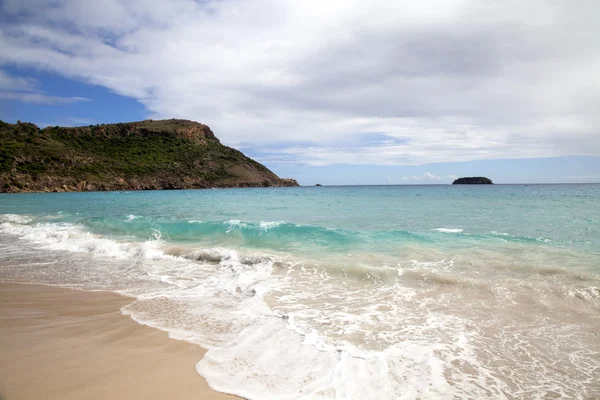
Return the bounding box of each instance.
[0,119,299,193]
[452,177,493,185]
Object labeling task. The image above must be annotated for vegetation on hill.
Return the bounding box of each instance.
[452,177,493,184]
[0,119,298,192]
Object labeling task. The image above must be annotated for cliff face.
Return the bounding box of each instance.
[0,119,298,193]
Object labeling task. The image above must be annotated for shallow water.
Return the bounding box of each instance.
[1,185,599,399]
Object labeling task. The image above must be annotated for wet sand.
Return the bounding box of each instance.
[0,283,239,400]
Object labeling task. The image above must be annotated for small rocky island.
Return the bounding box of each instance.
[0,119,298,192]
[452,177,493,185]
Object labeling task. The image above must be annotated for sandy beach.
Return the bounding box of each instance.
[0,282,239,400]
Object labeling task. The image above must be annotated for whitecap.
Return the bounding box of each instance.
[0,214,33,224]
[259,220,285,230]
[223,219,247,232]
[0,220,166,260]
[431,228,463,233]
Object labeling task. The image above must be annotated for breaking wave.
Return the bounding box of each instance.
[1,213,599,399]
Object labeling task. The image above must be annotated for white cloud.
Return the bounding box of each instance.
[397,172,458,183]
[0,69,91,104]
[34,117,96,128]
[0,91,90,104]
[565,174,600,183]
[0,69,38,92]
[0,0,599,165]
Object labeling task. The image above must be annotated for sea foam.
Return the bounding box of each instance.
[1,213,599,399]
[431,228,463,233]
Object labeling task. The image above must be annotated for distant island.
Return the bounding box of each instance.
[0,119,298,193]
[452,177,493,185]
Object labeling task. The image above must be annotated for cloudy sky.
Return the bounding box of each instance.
[1,0,599,184]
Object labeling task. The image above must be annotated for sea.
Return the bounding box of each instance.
[0,184,599,399]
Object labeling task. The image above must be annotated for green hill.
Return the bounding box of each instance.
[0,119,298,193]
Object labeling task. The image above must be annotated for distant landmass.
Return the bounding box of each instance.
[0,119,298,193]
[452,177,493,185]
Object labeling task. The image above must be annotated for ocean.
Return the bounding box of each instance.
[1,184,599,399]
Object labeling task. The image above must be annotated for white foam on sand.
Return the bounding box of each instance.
[1,214,598,400]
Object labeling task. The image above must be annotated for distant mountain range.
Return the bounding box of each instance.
[0,119,298,193]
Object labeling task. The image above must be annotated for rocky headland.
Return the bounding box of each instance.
[0,119,298,193]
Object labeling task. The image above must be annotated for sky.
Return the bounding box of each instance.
[0,0,599,185]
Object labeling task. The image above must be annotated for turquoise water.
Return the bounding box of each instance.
[2,184,599,253]
[1,185,599,399]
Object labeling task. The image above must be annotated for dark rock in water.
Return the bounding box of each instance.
[315,184,323,187]
[452,177,493,185]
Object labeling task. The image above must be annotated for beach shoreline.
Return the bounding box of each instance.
[0,282,240,400]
